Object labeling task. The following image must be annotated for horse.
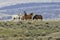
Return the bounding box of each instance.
[21,11,33,20]
[12,15,19,20]
[33,15,43,20]
[12,13,22,21]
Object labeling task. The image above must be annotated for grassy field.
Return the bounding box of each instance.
[0,20,60,40]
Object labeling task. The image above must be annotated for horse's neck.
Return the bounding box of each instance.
[24,13,27,16]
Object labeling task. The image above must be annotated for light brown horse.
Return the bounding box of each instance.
[21,11,33,20]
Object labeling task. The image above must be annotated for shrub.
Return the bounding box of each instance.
[24,37,34,40]
[48,37,52,40]
[18,38,23,40]
[56,38,60,40]
[12,34,17,37]
[24,32,32,37]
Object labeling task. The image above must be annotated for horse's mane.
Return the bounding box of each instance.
[24,11,27,16]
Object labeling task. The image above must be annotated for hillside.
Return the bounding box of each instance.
[0,20,60,40]
[0,2,60,20]
[0,2,60,10]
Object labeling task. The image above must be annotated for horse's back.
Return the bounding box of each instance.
[33,15,43,20]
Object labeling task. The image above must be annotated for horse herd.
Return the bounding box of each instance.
[13,11,43,21]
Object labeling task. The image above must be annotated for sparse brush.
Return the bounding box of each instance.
[0,20,60,40]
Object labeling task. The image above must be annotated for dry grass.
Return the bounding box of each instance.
[0,20,60,40]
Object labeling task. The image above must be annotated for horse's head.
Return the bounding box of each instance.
[30,13,34,16]
[24,13,27,16]
[24,11,26,13]
[24,11,27,16]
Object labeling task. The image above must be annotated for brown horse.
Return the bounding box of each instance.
[21,11,33,20]
[33,15,43,20]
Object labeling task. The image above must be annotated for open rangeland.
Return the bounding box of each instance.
[0,20,60,40]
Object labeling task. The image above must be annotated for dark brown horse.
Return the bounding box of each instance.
[21,11,33,20]
[33,15,43,20]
